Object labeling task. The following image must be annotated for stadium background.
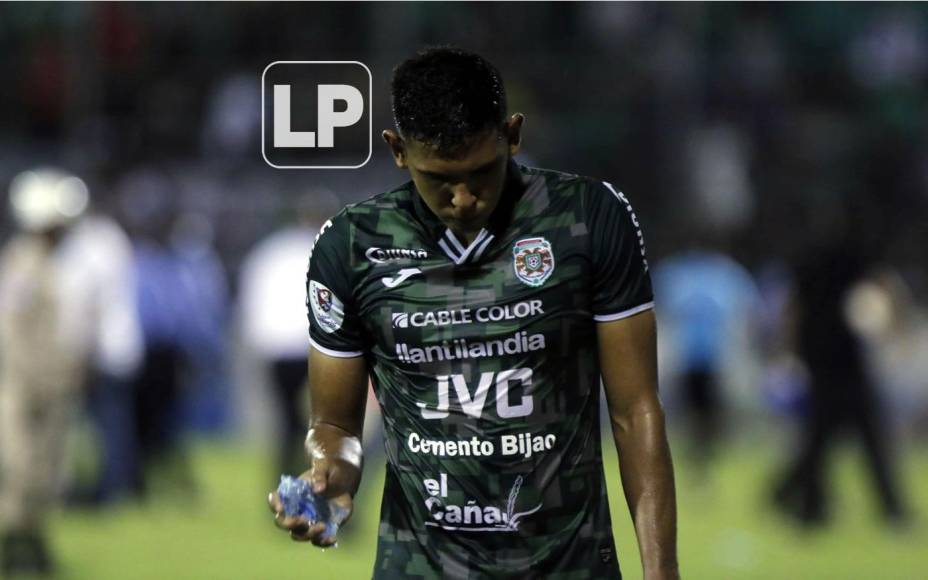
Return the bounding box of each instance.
[1,3,927,579]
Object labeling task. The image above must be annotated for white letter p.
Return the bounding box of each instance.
[316,84,364,148]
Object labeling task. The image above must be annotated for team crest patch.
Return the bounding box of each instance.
[512,237,555,287]
[308,280,345,333]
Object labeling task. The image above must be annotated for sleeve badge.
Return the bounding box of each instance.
[308,280,345,333]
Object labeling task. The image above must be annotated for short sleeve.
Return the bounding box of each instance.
[587,181,654,321]
[306,215,366,357]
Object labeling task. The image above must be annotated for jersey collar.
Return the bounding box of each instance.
[437,228,495,265]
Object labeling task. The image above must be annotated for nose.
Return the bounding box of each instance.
[450,185,477,211]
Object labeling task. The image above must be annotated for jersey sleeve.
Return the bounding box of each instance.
[306,215,366,357]
[587,181,655,321]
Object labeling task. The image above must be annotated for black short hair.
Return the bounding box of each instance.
[391,47,507,156]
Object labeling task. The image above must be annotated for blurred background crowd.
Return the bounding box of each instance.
[0,2,926,579]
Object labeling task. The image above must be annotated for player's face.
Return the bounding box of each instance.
[383,114,523,239]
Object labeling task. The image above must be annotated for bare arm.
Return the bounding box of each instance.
[598,309,679,579]
[305,345,369,494]
[269,346,369,546]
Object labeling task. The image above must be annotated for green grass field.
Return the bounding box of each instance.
[47,439,927,579]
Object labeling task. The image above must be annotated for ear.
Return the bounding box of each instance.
[382,130,407,168]
[506,113,524,156]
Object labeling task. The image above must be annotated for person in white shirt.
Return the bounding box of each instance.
[238,196,331,480]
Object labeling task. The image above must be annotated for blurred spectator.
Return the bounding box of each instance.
[0,168,142,576]
[844,270,928,440]
[168,211,231,434]
[772,212,911,528]
[238,191,339,480]
[119,168,223,501]
[848,8,928,91]
[756,263,810,418]
[684,123,755,233]
[653,244,760,476]
[200,71,261,161]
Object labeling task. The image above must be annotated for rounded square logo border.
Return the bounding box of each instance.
[261,60,373,169]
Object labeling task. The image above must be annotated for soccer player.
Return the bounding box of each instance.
[269,47,679,579]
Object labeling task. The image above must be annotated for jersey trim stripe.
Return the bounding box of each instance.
[437,238,459,262]
[445,229,468,255]
[593,301,655,322]
[309,337,364,358]
[472,233,495,260]
[602,180,650,272]
[602,181,625,203]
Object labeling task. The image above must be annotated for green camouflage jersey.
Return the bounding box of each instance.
[306,163,653,579]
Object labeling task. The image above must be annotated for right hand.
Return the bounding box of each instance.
[268,428,362,547]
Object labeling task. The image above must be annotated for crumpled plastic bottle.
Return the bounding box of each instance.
[277,475,349,543]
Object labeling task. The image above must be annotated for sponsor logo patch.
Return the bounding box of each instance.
[422,472,543,533]
[382,267,422,288]
[395,331,546,364]
[308,280,345,333]
[391,300,544,330]
[365,247,428,263]
[512,237,555,287]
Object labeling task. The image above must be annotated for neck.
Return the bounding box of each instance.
[451,226,483,246]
